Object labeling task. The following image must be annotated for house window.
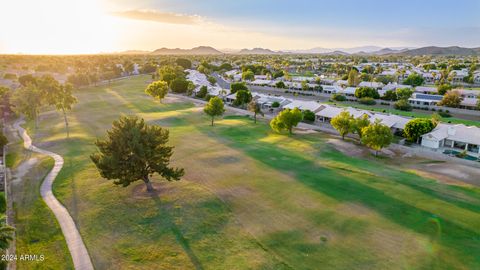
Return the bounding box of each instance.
[453,141,466,150]
[468,144,479,153]
[445,139,453,147]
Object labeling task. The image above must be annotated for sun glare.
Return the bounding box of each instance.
[0,0,119,54]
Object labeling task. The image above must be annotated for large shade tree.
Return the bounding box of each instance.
[204,96,225,126]
[11,84,42,128]
[145,80,169,102]
[331,110,354,140]
[230,82,248,94]
[90,116,184,192]
[403,118,436,143]
[352,114,370,138]
[233,90,252,107]
[270,108,303,135]
[438,90,463,108]
[38,75,77,136]
[361,120,393,156]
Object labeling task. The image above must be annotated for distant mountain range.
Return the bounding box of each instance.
[150,46,223,55]
[237,48,283,55]
[397,46,480,56]
[117,46,480,56]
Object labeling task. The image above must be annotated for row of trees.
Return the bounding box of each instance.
[330,111,393,155]
[10,75,77,135]
[145,65,196,102]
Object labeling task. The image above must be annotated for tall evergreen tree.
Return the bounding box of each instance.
[91,116,184,192]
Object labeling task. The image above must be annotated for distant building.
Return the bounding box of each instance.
[358,81,384,89]
[408,93,443,107]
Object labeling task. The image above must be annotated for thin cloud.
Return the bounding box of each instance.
[113,9,202,25]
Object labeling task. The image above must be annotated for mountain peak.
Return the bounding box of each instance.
[151,46,222,55]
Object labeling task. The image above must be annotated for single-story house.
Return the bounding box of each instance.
[252,92,291,109]
[408,93,443,107]
[358,81,384,89]
[449,70,469,83]
[421,124,480,157]
[455,89,480,99]
[369,114,409,134]
[382,83,412,92]
[249,79,273,86]
[322,85,342,94]
[225,93,237,104]
[459,97,479,110]
[283,100,323,112]
[315,105,372,123]
[187,69,227,97]
[254,75,269,80]
[414,86,438,94]
[341,87,357,97]
[335,80,348,87]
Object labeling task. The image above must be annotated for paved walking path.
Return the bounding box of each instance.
[13,120,94,270]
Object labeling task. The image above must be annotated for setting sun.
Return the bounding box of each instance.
[0,0,120,54]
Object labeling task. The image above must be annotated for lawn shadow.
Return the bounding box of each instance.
[321,149,480,213]
[196,118,480,267]
[148,191,205,270]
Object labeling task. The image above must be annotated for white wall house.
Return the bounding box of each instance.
[414,86,438,94]
[253,93,291,109]
[187,69,226,97]
[358,81,384,89]
[449,69,469,83]
[474,72,480,84]
[408,93,443,107]
[421,124,480,157]
[283,100,323,112]
[322,85,342,94]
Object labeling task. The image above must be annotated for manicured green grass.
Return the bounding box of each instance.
[21,75,480,269]
[6,139,73,269]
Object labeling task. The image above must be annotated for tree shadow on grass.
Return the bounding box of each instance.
[148,192,205,270]
[321,149,480,213]
[197,120,480,268]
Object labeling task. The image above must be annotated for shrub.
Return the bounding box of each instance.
[456,150,467,158]
[438,111,451,118]
[355,87,380,99]
[169,78,189,93]
[230,82,248,94]
[394,99,412,111]
[3,73,16,80]
[303,110,316,122]
[271,101,280,108]
[381,89,397,101]
[233,90,252,107]
[275,81,286,88]
[332,94,347,101]
[358,97,376,105]
[196,85,208,98]
[204,94,213,101]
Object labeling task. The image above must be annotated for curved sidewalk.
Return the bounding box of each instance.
[14,120,94,270]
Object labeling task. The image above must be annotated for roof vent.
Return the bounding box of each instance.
[447,126,456,136]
